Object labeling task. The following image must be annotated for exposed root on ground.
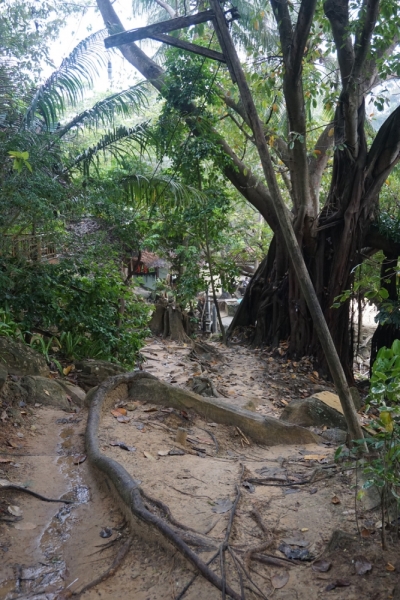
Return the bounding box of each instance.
[86,371,242,600]
[0,483,73,503]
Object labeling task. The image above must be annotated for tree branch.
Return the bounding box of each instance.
[309,124,334,211]
[96,0,165,89]
[269,0,293,63]
[324,0,354,85]
[154,0,177,19]
[292,0,318,77]
[364,104,400,204]
[354,0,381,78]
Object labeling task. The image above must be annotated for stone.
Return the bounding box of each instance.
[74,359,126,391]
[191,376,219,397]
[0,337,49,377]
[128,373,320,446]
[321,428,347,444]
[0,364,8,391]
[54,380,86,406]
[20,376,76,410]
[280,396,347,429]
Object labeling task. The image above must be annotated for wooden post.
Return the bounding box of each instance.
[210,0,364,443]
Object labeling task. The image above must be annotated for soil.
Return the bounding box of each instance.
[0,337,399,600]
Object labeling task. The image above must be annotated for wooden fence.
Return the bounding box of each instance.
[0,234,57,262]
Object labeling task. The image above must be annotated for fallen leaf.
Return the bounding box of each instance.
[63,365,72,376]
[44,390,50,396]
[312,559,332,573]
[169,448,185,456]
[8,505,22,516]
[116,407,127,416]
[111,408,127,417]
[271,571,289,589]
[73,454,87,465]
[361,527,371,538]
[0,479,11,486]
[143,451,156,461]
[304,454,327,461]
[1,410,7,422]
[300,528,309,532]
[15,522,37,530]
[158,450,170,456]
[331,495,341,504]
[242,481,255,493]
[7,440,18,448]
[325,579,350,591]
[354,555,372,575]
[117,415,131,423]
[278,543,314,561]
[0,457,13,463]
[386,562,396,572]
[212,498,233,514]
[143,407,158,413]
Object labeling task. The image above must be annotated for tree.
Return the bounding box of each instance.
[95,0,400,381]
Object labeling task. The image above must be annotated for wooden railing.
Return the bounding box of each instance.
[0,234,57,261]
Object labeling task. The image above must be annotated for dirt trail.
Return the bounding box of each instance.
[0,339,398,600]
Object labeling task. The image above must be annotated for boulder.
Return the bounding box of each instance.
[74,359,126,391]
[20,376,76,410]
[0,337,49,377]
[321,428,348,444]
[54,380,86,406]
[280,396,347,429]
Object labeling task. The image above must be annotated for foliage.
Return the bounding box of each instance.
[359,340,400,546]
[0,257,150,365]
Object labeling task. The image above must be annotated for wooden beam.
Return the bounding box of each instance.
[104,10,215,48]
[148,33,226,63]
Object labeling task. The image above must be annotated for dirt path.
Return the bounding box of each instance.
[0,339,399,599]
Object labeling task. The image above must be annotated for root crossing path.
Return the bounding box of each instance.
[0,339,398,599]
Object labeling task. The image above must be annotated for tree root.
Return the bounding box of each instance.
[69,537,132,598]
[0,484,73,503]
[86,371,242,600]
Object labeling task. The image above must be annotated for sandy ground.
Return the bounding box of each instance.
[0,338,399,600]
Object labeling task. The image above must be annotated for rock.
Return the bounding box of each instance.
[74,360,126,391]
[54,380,86,406]
[191,376,219,397]
[0,337,49,377]
[128,373,320,446]
[280,397,347,429]
[20,376,76,410]
[0,364,8,391]
[5,381,28,404]
[321,428,348,444]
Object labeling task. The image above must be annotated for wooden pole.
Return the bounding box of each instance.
[210,0,364,443]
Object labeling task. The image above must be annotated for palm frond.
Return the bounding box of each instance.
[67,122,152,174]
[24,30,109,131]
[120,171,207,209]
[56,82,151,139]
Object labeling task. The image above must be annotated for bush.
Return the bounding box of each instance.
[0,256,150,366]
